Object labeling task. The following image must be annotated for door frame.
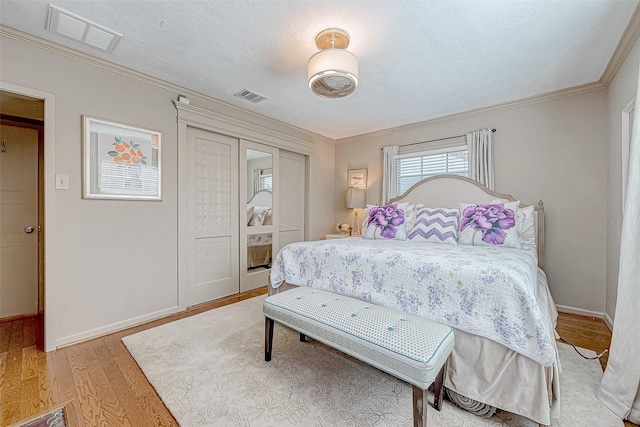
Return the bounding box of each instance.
[1,81,57,352]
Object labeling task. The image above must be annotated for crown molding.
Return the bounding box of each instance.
[600,3,640,87]
[0,24,333,146]
[174,101,315,154]
[336,81,605,144]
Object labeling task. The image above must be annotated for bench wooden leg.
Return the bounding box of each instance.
[433,363,446,411]
[412,385,428,427]
[265,317,274,361]
[300,333,307,342]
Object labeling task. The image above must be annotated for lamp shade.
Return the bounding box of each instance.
[308,49,358,98]
[345,187,366,209]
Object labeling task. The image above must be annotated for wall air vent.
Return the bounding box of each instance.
[46,5,122,53]
[233,89,267,104]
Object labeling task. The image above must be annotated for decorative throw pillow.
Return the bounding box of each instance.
[489,199,536,251]
[248,207,269,226]
[403,203,425,231]
[263,208,273,225]
[407,208,459,245]
[458,201,520,248]
[246,206,255,225]
[364,202,408,240]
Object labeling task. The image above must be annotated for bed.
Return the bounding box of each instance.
[269,175,560,426]
[247,190,273,269]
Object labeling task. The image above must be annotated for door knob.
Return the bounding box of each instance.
[24,226,35,233]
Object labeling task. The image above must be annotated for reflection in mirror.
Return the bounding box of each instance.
[246,233,272,271]
[247,149,273,228]
[247,149,272,200]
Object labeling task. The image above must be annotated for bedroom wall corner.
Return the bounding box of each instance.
[334,89,609,314]
[605,33,640,324]
[0,31,336,348]
[308,136,336,240]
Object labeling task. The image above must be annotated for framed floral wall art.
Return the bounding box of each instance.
[82,116,162,200]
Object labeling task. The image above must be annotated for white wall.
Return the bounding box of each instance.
[0,33,334,346]
[605,37,640,322]
[335,89,609,313]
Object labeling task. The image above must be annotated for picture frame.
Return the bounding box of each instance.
[82,116,162,200]
[347,168,367,189]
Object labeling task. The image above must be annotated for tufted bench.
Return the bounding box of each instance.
[263,287,455,427]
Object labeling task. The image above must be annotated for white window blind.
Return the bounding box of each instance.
[100,162,159,196]
[395,146,468,195]
[259,169,272,191]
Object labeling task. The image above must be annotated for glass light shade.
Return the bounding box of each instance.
[308,49,359,98]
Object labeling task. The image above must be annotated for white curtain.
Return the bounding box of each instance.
[466,128,495,190]
[597,66,640,424]
[253,169,260,195]
[381,145,399,204]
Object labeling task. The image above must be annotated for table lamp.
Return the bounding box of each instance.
[345,187,366,235]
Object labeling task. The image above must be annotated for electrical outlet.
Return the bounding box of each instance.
[55,174,69,190]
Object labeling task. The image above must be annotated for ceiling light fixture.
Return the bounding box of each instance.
[308,28,358,99]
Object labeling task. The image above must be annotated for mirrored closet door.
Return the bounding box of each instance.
[240,140,279,292]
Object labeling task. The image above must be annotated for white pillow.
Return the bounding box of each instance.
[362,202,422,236]
[248,206,269,226]
[458,201,520,248]
[364,202,409,240]
[403,203,425,231]
[246,206,255,225]
[263,208,273,225]
[407,207,459,245]
[516,205,536,251]
[491,199,536,251]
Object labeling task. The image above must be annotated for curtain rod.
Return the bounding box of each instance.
[381,128,496,150]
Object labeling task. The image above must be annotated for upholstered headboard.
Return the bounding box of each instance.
[248,189,272,208]
[389,175,545,269]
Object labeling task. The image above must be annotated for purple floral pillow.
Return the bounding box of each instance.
[457,201,520,248]
[364,202,408,240]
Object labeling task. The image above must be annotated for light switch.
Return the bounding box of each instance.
[55,174,69,190]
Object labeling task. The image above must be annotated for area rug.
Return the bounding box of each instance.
[122,295,621,427]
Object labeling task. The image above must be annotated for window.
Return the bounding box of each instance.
[395,146,468,195]
[258,168,272,191]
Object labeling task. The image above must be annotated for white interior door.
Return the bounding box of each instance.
[186,127,239,306]
[279,150,306,247]
[0,125,39,318]
[240,140,279,292]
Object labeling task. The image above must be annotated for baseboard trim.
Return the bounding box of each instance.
[556,304,604,319]
[55,306,179,348]
[603,312,614,332]
[0,312,38,323]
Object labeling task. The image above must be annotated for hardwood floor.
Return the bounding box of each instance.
[1,290,637,427]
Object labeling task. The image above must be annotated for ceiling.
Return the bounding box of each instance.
[0,1,637,140]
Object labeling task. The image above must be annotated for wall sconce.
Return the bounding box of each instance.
[345,187,366,235]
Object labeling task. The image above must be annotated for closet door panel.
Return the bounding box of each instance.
[279,150,306,247]
[240,140,279,292]
[187,127,239,306]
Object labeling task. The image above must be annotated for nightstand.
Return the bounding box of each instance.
[326,234,361,240]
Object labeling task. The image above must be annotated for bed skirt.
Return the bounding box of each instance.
[268,269,560,425]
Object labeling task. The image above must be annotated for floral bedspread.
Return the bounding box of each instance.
[270,239,556,367]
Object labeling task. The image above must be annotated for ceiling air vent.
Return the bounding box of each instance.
[46,5,122,53]
[233,89,267,104]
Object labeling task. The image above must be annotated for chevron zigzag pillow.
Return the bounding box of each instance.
[407,208,460,245]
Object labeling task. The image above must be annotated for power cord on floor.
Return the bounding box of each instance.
[559,337,609,360]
